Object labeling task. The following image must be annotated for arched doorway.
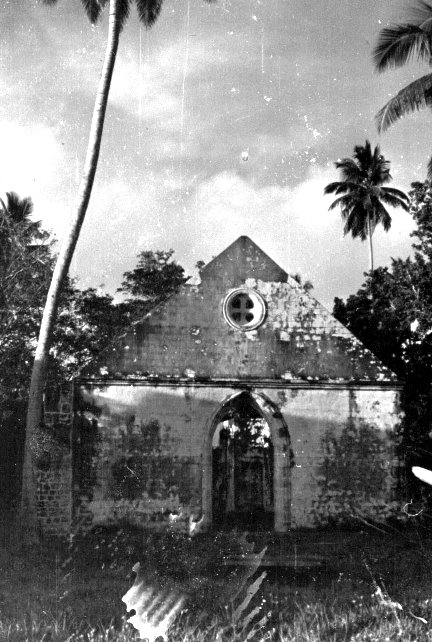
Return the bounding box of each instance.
[212,392,273,529]
[202,391,291,532]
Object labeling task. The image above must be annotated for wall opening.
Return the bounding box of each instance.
[203,391,291,533]
[212,392,273,530]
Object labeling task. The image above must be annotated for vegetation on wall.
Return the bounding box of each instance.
[0,190,187,512]
[109,418,196,506]
[314,419,394,525]
[334,180,432,485]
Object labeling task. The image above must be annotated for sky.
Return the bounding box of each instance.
[1,0,431,309]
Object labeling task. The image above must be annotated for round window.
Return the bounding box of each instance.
[223,289,266,331]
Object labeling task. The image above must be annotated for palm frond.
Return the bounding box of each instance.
[80,0,107,23]
[324,181,363,195]
[374,201,392,232]
[376,72,432,131]
[328,195,355,211]
[344,204,368,240]
[135,0,163,27]
[411,1,432,31]
[374,24,432,71]
[335,157,361,171]
[118,0,131,31]
[370,163,391,185]
[353,140,373,168]
[380,186,410,207]
[323,181,343,195]
[335,158,364,182]
[4,192,34,223]
[0,192,45,247]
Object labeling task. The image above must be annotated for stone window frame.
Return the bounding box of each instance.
[223,288,267,331]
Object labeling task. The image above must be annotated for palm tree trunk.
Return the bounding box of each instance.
[367,216,374,272]
[21,0,121,539]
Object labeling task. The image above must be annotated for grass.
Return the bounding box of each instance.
[2,525,432,640]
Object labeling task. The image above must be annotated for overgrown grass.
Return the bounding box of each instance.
[2,525,432,641]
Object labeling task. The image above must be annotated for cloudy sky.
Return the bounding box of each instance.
[1,0,430,308]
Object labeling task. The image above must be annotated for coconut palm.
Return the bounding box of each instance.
[0,193,51,314]
[374,1,432,178]
[22,0,207,538]
[0,192,49,257]
[0,192,36,237]
[324,141,409,272]
[0,193,37,276]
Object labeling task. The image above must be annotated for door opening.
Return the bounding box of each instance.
[212,392,273,530]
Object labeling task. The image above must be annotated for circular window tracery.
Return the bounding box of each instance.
[223,289,266,331]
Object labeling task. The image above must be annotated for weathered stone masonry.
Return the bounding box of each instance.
[36,386,73,535]
[36,236,404,534]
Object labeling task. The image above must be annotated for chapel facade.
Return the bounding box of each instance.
[38,236,403,535]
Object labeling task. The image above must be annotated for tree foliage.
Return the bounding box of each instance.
[374,1,432,177]
[324,141,408,271]
[334,181,432,377]
[0,194,187,511]
[118,249,187,315]
[0,194,53,511]
[333,180,432,473]
[0,194,54,401]
[46,0,164,28]
[1,227,188,405]
[0,197,127,400]
[292,273,314,292]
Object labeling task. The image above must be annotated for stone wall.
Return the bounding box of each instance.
[63,238,403,536]
[37,458,72,535]
[36,386,73,535]
[73,384,203,532]
[87,237,396,384]
[72,381,402,532]
[97,278,396,383]
[264,386,402,526]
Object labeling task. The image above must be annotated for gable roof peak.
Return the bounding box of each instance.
[200,236,288,284]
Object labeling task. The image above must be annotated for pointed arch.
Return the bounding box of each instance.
[202,390,291,532]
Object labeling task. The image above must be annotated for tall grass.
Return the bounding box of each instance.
[2,526,432,641]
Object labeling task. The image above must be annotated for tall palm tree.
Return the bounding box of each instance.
[374,1,432,178]
[324,141,409,271]
[22,0,199,538]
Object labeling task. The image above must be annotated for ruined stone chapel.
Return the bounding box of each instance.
[40,236,403,535]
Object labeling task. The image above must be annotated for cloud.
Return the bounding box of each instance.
[289,165,340,229]
[93,30,232,132]
[0,121,69,235]
[176,168,414,307]
[1,0,420,313]
[70,171,184,290]
[185,165,338,248]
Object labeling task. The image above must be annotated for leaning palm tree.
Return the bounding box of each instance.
[324,141,409,271]
[374,1,432,178]
[22,0,210,538]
